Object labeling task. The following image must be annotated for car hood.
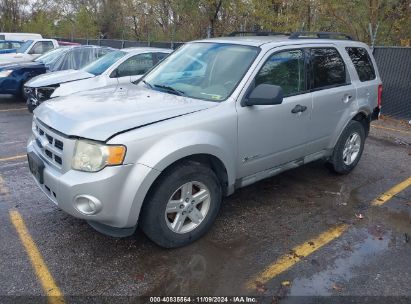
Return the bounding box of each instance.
[0,61,42,70]
[26,69,95,87]
[0,53,30,63]
[34,84,218,141]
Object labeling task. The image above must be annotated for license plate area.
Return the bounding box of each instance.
[28,152,45,184]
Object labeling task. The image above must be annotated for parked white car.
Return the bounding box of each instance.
[0,39,59,64]
[25,47,172,109]
[0,32,42,41]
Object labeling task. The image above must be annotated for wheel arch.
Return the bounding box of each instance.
[126,150,234,228]
[330,110,371,149]
[155,153,230,196]
[351,110,371,136]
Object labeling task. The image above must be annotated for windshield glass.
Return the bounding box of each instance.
[35,48,68,65]
[142,42,259,102]
[16,40,33,53]
[82,50,126,75]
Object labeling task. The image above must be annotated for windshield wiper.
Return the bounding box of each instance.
[153,84,186,96]
[142,80,153,88]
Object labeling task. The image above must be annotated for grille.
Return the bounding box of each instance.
[33,119,65,169]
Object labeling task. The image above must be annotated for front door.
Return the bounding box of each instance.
[237,48,312,178]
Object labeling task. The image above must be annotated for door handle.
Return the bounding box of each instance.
[291,104,307,114]
[342,94,353,103]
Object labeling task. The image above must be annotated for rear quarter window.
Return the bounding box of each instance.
[346,47,376,82]
[310,48,347,90]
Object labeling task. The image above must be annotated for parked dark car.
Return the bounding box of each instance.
[0,40,25,54]
[0,45,114,98]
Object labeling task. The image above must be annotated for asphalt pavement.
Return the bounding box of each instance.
[0,96,410,303]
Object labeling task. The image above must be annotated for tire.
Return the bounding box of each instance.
[327,120,366,174]
[19,77,32,102]
[140,161,222,248]
[27,100,36,113]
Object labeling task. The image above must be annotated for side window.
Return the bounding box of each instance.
[156,52,169,63]
[116,53,154,77]
[346,47,376,82]
[311,48,347,89]
[42,42,54,53]
[98,48,112,58]
[12,42,22,48]
[30,41,54,54]
[255,49,306,96]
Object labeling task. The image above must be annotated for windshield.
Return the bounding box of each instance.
[35,48,68,65]
[82,50,126,75]
[16,40,33,53]
[142,42,259,102]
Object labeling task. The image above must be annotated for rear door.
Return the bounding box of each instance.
[305,46,357,154]
[345,46,380,111]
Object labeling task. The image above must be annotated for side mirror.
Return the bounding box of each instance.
[242,84,284,106]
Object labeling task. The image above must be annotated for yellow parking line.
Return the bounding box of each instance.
[246,177,411,290]
[0,154,27,162]
[0,107,27,113]
[371,125,411,135]
[246,224,348,289]
[371,177,411,206]
[9,210,65,304]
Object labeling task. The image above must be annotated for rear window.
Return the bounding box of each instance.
[311,48,347,89]
[346,47,376,82]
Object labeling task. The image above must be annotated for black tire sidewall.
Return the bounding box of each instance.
[27,100,36,113]
[140,162,222,248]
[330,120,366,174]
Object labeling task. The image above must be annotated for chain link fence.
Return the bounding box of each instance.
[373,47,411,120]
[53,38,410,120]
[54,37,184,50]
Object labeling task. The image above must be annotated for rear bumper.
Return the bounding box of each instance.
[370,107,380,121]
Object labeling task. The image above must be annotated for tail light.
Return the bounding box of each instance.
[377,84,382,109]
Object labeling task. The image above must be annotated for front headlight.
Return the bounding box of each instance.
[72,140,126,172]
[0,70,13,78]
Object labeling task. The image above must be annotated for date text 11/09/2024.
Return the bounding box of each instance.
[149,296,258,303]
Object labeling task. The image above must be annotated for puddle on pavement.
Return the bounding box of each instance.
[143,236,250,295]
[286,227,391,297]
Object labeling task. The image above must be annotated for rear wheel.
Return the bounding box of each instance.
[327,120,365,174]
[140,161,222,248]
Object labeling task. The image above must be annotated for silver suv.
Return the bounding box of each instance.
[27,32,382,248]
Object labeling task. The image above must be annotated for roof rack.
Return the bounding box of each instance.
[228,31,289,37]
[289,32,354,40]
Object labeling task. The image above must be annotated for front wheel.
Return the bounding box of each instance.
[27,99,37,113]
[327,120,366,174]
[140,161,222,248]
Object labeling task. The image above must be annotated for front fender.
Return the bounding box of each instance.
[120,131,236,227]
[135,130,236,187]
